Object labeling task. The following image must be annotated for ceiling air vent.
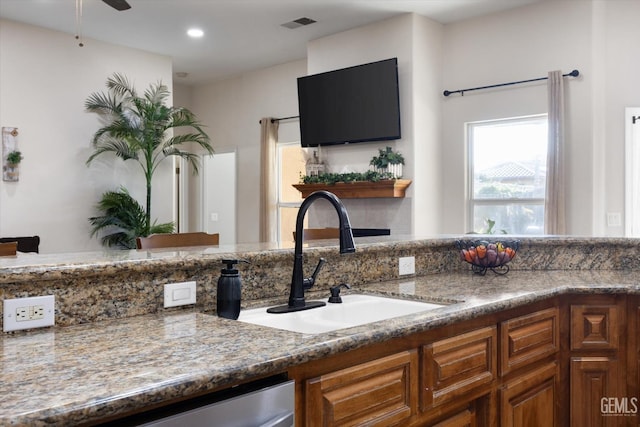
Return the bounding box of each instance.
[281,17,317,29]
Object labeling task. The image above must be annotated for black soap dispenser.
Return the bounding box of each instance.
[217,259,248,320]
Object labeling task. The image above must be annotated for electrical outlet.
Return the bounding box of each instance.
[164,281,197,308]
[3,295,55,332]
[16,305,45,321]
[399,256,415,276]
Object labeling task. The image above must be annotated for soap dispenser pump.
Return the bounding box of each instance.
[217,259,249,320]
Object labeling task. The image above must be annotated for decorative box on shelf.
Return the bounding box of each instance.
[293,179,412,199]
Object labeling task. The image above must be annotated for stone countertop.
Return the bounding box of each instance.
[2,269,640,426]
[3,234,633,275]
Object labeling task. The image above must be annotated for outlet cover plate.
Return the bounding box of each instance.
[164,281,197,308]
[399,256,415,275]
[3,295,55,332]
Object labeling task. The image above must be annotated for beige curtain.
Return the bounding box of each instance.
[544,70,567,234]
[259,118,279,242]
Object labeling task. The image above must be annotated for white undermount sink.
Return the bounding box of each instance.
[237,294,445,334]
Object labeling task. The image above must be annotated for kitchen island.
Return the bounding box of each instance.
[1,236,640,425]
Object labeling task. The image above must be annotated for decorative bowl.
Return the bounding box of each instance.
[455,239,520,275]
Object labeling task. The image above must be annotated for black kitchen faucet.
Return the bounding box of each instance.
[267,190,355,313]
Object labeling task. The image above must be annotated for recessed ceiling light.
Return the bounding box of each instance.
[187,28,204,38]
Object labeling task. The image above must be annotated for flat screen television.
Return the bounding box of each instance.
[297,58,401,147]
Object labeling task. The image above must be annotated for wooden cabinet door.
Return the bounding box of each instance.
[569,296,626,426]
[500,362,559,427]
[304,350,418,426]
[631,300,640,426]
[570,357,621,427]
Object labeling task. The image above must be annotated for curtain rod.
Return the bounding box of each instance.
[443,69,579,97]
[258,115,299,124]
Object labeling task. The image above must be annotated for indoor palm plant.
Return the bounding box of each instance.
[86,73,214,248]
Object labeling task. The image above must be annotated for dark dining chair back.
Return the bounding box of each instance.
[0,236,40,253]
[292,228,340,241]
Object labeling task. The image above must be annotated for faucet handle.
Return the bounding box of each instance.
[303,258,326,290]
[328,283,351,303]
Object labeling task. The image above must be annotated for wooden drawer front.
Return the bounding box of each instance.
[500,361,559,427]
[500,307,559,376]
[423,326,496,409]
[305,350,418,426]
[432,408,476,427]
[571,304,619,351]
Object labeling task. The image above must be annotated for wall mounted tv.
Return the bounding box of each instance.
[297,58,401,147]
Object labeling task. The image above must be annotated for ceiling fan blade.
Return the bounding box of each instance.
[102,0,131,11]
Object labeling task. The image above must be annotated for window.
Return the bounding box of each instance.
[276,142,307,243]
[468,115,548,234]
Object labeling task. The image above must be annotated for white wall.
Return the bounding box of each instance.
[440,0,640,236]
[412,14,444,235]
[0,19,174,253]
[596,0,640,236]
[184,59,307,243]
[305,14,444,236]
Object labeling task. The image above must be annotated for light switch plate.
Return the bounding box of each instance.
[607,212,622,227]
[3,295,55,332]
[164,281,197,308]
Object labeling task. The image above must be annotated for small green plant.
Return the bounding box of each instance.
[479,218,508,234]
[370,146,404,169]
[6,150,23,165]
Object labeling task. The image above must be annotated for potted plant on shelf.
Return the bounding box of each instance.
[85,73,214,249]
[295,170,411,199]
[293,145,411,199]
[370,146,404,178]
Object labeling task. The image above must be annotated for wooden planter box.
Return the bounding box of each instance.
[293,179,412,199]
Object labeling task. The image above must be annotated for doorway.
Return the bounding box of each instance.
[202,150,237,244]
[625,107,640,236]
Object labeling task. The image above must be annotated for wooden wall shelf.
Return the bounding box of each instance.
[293,179,412,199]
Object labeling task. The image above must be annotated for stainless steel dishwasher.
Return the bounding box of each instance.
[105,375,294,427]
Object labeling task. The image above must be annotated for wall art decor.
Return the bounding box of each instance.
[2,127,21,182]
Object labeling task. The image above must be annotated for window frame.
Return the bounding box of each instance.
[276,141,305,243]
[466,114,548,234]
